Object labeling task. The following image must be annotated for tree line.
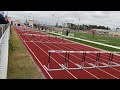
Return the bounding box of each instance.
[65,23,111,30]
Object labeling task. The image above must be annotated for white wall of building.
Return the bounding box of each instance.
[109,31,120,36]
[28,20,34,28]
[13,20,24,26]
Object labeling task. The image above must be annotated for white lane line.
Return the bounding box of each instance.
[34,37,99,79]
[18,32,53,79]
[25,35,77,79]
[35,35,119,79]
[64,42,120,77]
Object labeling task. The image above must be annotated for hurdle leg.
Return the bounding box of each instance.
[81,62,85,69]
[66,53,70,68]
[108,53,113,67]
[108,53,111,66]
[48,62,50,69]
[110,53,113,66]
[48,52,51,69]
[95,53,100,68]
[95,61,99,68]
[81,52,86,69]
[64,52,67,66]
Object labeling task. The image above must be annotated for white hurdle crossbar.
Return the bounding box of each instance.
[43,50,120,71]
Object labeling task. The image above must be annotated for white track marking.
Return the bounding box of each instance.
[110,67,120,73]
[64,42,120,74]
[17,27,120,79]
[97,68,119,79]
[83,69,99,79]
[68,41,120,63]
[35,35,120,79]
[25,35,77,79]
[57,42,120,79]
[47,31,120,58]
[44,42,119,79]
[61,42,120,65]
[34,37,100,79]
[18,32,53,79]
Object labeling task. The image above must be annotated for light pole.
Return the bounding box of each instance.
[24,12,28,26]
[52,14,60,27]
[7,11,8,16]
[78,19,80,26]
[78,19,80,30]
[57,17,59,27]
[30,13,34,21]
[53,14,57,27]
[71,20,74,29]
[52,14,55,27]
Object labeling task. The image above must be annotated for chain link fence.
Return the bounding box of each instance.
[0,24,10,79]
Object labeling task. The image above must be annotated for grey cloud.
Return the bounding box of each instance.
[7,11,120,29]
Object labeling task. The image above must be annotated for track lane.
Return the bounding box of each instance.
[14,26,120,79]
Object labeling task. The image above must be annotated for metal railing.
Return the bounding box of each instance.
[0,24,10,79]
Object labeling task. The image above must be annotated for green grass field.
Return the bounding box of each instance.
[71,32,120,47]
[45,31,120,52]
[7,26,45,79]
[66,38,120,51]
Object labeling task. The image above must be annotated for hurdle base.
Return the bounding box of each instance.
[60,64,82,70]
[61,64,96,70]
[43,62,120,71]
[89,62,120,68]
[76,63,97,69]
[43,65,65,71]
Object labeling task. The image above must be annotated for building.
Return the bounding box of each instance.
[89,29,109,35]
[88,29,120,37]
[13,20,24,26]
[7,17,12,24]
[108,31,120,37]
[28,20,34,28]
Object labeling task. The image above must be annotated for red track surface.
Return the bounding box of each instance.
[13,26,120,79]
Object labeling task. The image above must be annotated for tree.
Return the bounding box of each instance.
[58,25,62,28]
[116,27,119,32]
[55,22,58,27]
[66,23,111,31]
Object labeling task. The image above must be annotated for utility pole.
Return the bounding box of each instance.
[52,14,55,27]
[116,27,119,32]
[78,19,80,30]
[7,11,8,16]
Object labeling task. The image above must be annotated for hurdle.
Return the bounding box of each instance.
[22,33,70,43]
[43,50,120,71]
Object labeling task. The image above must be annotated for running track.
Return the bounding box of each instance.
[13,26,120,79]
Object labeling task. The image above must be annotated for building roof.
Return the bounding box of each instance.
[29,20,34,21]
[13,20,21,23]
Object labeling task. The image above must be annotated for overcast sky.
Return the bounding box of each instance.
[5,11,120,29]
